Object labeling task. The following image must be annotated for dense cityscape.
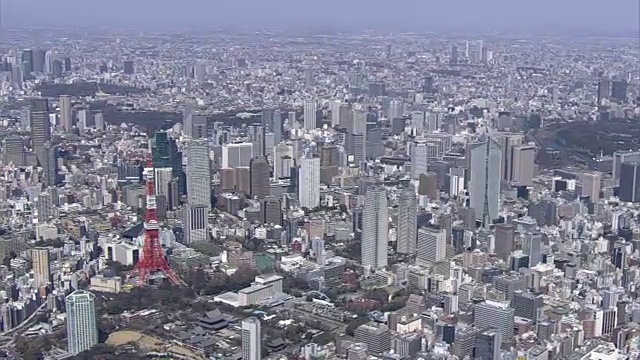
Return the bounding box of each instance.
[0,14,637,360]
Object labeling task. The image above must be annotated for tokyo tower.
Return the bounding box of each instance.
[133,153,185,286]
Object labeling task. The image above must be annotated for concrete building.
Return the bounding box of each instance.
[396,187,417,254]
[186,140,211,208]
[241,317,262,360]
[416,227,446,267]
[222,142,253,169]
[468,137,502,224]
[32,247,50,288]
[361,187,389,270]
[299,157,321,209]
[66,290,98,355]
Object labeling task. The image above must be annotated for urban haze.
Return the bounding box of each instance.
[0,1,638,360]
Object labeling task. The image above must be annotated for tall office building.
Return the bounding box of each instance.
[619,161,640,202]
[186,140,211,207]
[154,168,173,197]
[347,133,365,164]
[59,95,73,131]
[473,300,514,344]
[3,135,26,166]
[611,81,628,102]
[493,224,515,261]
[389,99,403,121]
[249,125,265,157]
[303,99,317,131]
[66,290,98,355]
[497,133,524,183]
[411,139,429,180]
[32,247,50,288]
[361,187,389,270]
[241,317,262,360]
[183,203,208,244]
[299,157,320,209]
[250,156,270,199]
[153,132,185,195]
[221,142,253,168]
[450,45,459,65]
[396,187,417,254]
[273,110,283,143]
[613,150,640,183]
[474,328,501,360]
[522,232,542,267]
[510,145,535,186]
[274,143,294,179]
[30,98,51,161]
[183,115,207,139]
[597,79,611,105]
[416,227,447,267]
[468,137,502,224]
[21,49,34,76]
[39,142,57,187]
[581,171,601,202]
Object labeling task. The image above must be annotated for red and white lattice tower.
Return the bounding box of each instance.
[133,153,184,286]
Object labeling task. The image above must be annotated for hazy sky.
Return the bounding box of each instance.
[4,0,639,34]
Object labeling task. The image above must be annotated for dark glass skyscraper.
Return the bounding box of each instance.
[152,132,186,195]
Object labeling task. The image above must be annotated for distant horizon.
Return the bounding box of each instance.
[2,0,638,37]
[0,24,638,39]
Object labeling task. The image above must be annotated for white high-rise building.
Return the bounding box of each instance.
[330,100,342,126]
[416,227,447,267]
[361,187,389,270]
[242,317,262,360]
[221,142,253,168]
[154,167,173,197]
[59,95,72,131]
[303,99,317,131]
[411,139,429,180]
[274,143,294,179]
[66,290,98,355]
[186,140,211,208]
[468,138,502,224]
[389,99,403,120]
[299,157,320,209]
[396,187,417,254]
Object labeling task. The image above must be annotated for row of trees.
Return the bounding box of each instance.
[103,283,196,315]
[187,265,257,296]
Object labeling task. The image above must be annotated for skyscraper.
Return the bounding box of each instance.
[411,139,428,180]
[361,187,389,269]
[493,224,515,261]
[250,156,270,199]
[183,203,209,244]
[611,81,628,102]
[522,231,542,267]
[30,98,51,161]
[347,133,365,164]
[396,187,417,254]
[221,142,253,168]
[468,137,502,225]
[3,135,26,166]
[298,157,320,209]
[32,247,50,288]
[510,145,535,186]
[619,161,640,202]
[416,227,447,267]
[597,79,611,105]
[39,142,57,187]
[59,95,73,131]
[153,132,185,195]
[241,317,262,360]
[581,171,601,202]
[303,99,317,131]
[613,150,640,183]
[66,290,98,355]
[274,143,294,179]
[186,140,211,208]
